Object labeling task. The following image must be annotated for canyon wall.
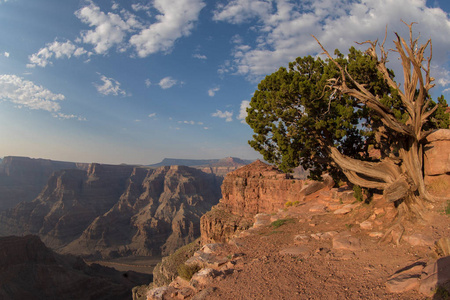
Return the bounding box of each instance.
[0,156,88,210]
[0,235,150,299]
[0,164,222,259]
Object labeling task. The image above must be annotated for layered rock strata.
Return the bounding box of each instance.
[0,156,88,210]
[200,160,326,244]
[0,164,222,259]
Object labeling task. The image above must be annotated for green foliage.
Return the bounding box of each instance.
[285,201,293,207]
[246,46,449,183]
[177,263,201,281]
[152,240,201,287]
[353,185,363,202]
[445,200,450,215]
[271,218,294,228]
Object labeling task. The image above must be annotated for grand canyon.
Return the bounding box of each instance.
[0,129,449,299]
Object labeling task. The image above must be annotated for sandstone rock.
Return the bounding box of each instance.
[359,220,373,230]
[435,237,450,257]
[332,232,361,251]
[402,233,435,247]
[309,205,327,213]
[294,235,310,244]
[220,160,304,217]
[253,213,272,228]
[369,232,384,238]
[190,268,222,290]
[333,203,359,215]
[386,262,425,293]
[424,129,450,176]
[419,256,450,296]
[147,286,176,300]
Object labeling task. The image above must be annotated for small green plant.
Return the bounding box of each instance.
[445,200,450,215]
[434,286,450,299]
[293,200,300,205]
[177,263,201,281]
[226,254,232,260]
[285,201,293,207]
[345,223,353,229]
[271,218,293,229]
[339,198,343,204]
[353,185,363,202]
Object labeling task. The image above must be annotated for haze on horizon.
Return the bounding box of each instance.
[1,0,450,165]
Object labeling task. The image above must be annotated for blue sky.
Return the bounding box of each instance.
[1,0,450,165]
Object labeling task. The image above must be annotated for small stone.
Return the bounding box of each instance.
[402,234,434,247]
[369,232,384,238]
[419,256,450,296]
[279,245,310,257]
[359,220,373,230]
[294,235,310,244]
[309,205,327,212]
[332,233,361,251]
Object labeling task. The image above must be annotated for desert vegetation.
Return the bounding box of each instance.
[247,22,449,220]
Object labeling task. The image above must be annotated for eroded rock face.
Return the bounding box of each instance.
[201,160,309,244]
[424,129,450,197]
[0,235,151,300]
[0,156,88,210]
[220,160,304,217]
[0,164,222,259]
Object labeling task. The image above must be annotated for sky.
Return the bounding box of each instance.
[1,0,450,165]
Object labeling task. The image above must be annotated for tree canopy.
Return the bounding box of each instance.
[246,23,449,217]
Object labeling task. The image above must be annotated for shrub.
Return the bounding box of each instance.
[445,200,450,215]
[271,218,293,228]
[285,201,293,207]
[177,263,201,281]
[353,185,363,202]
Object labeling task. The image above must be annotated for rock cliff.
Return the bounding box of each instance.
[0,156,88,210]
[0,164,222,259]
[200,160,327,244]
[424,129,450,197]
[0,235,151,300]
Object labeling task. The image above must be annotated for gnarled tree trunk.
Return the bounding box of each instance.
[314,22,441,219]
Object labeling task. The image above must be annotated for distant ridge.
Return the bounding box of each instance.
[149,157,254,168]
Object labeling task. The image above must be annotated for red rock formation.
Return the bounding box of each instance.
[424,129,450,197]
[200,160,321,244]
[220,160,304,217]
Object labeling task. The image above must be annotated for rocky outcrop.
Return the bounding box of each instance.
[200,160,331,244]
[424,129,450,197]
[0,164,222,259]
[0,156,88,210]
[0,235,151,300]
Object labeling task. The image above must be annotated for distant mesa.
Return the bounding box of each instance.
[148,157,253,168]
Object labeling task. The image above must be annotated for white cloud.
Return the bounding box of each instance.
[129,0,206,57]
[53,112,86,121]
[132,3,151,12]
[193,53,207,59]
[148,112,156,118]
[214,0,450,83]
[159,76,178,89]
[208,87,220,97]
[75,3,139,54]
[2,52,9,57]
[212,109,233,122]
[27,40,89,68]
[0,74,64,112]
[213,0,272,24]
[145,78,152,87]
[237,100,250,123]
[94,74,127,96]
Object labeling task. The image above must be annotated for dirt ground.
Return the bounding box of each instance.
[198,193,449,300]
